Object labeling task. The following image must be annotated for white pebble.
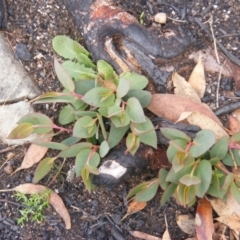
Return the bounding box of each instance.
[154,12,167,24]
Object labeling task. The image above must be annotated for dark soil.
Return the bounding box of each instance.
[0,0,240,239]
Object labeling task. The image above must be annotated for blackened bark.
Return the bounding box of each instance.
[0,0,7,29]
[63,0,193,91]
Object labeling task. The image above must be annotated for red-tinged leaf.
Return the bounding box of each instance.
[147,94,222,126]
[7,123,33,139]
[13,136,52,173]
[228,115,240,135]
[195,198,214,240]
[13,183,71,229]
[33,157,55,183]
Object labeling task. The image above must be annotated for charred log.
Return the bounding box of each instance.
[63,0,193,92]
[0,0,7,29]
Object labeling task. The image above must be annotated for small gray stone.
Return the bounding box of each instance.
[15,43,31,61]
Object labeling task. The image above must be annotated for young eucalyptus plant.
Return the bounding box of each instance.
[7,35,157,191]
[127,128,240,207]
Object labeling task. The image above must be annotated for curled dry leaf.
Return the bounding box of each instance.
[13,183,71,229]
[188,53,206,98]
[129,230,162,240]
[147,94,222,126]
[13,136,52,173]
[176,214,196,235]
[228,115,240,135]
[187,112,228,140]
[195,198,214,240]
[172,72,201,103]
[215,215,240,234]
[189,48,240,91]
[122,199,147,220]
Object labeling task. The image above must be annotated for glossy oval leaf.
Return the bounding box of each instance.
[127,182,149,199]
[33,157,55,183]
[135,181,159,202]
[167,139,187,163]
[59,105,76,125]
[116,78,131,98]
[161,183,177,206]
[82,87,115,108]
[61,136,80,146]
[111,111,131,128]
[126,133,140,155]
[119,72,148,90]
[99,141,110,157]
[54,58,75,92]
[74,80,95,95]
[97,60,117,81]
[75,149,90,177]
[179,174,201,186]
[189,130,215,157]
[161,128,191,142]
[32,141,68,150]
[58,142,92,158]
[126,97,146,123]
[159,168,169,190]
[210,136,228,159]
[52,35,89,59]
[195,160,212,198]
[73,116,97,139]
[7,123,33,139]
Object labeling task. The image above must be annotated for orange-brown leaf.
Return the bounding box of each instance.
[14,136,52,173]
[195,198,214,240]
[14,183,71,229]
[122,199,147,220]
[147,94,222,126]
[129,230,162,240]
[228,115,240,135]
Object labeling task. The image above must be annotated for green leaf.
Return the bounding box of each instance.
[207,172,221,198]
[88,152,100,167]
[179,174,201,186]
[166,164,193,184]
[33,92,79,104]
[85,164,100,175]
[222,173,234,191]
[74,80,95,95]
[62,61,96,80]
[172,152,189,173]
[52,35,90,59]
[135,181,159,202]
[97,60,117,81]
[167,139,187,163]
[127,182,149,199]
[107,123,130,149]
[159,168,169,190]
[33,157,55,183]
[161,128,191,142]
[82,87,115,107]
[195,160,212,198]
[73,116,97,139]
[119,72,148,90]
[108,106,122,118]
[210,136,228,159]
[75,149,89,177]
[126,133,140,155]
[126,97,146,123]
[97,114,108,140]
[54,58,75,92]
[61,136,80,146]
[18,113,53,134]
[177,184,196,206]
[58,142,92,157]
[7,123,33,139]
[189,130,216,157]
[76,53,96,68]
[32,141,68,150]
[160,183,177,206]
[58,105,76,125]
[110,111,131,128]
[81,167,94,192]
[222,149,240,166]
[231,131,240,142]
[123,89,152,108]
[132,117,157,149]
[230,182,240,204]
[74,110,97,118]
[99,141,110,157]
[116,78,130,98]
[209,157,221,165]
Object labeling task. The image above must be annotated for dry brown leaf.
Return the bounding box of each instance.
[13,183,71,229]
[162,214,171,240]
[172,72,201,103]
[129,230,162,240]
[147,94,222,126]
[215,215,240,234]
[208,197,236,218]
[188,53,206,98]
[189,48,240,91]
[187,112,228,140]
[13,136,52,173]
[122,199,147,220]
[228,115,240,135]
[226,192,240,218]
[195,198,214,240]
[176,214,196,235]
[175,112,193,123]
